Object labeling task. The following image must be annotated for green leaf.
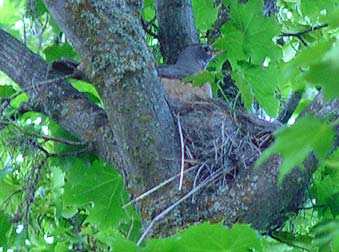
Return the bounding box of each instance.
[184,70,214,86]
[270,231,313,251]
[68,79,102,105]
[0,0,24,33]
[0,85,16,98]
[26,0,47,18]
[310,149,339,217]
[94,231,139,252]
[0,168,14,179]
[54,242,71,252]
[312,220,339,249]
[304,43,339,100]
[232,67,253,110]
[333,234,339,252]
[232,64,279,117]
[284,40,339,100]
[301,0,339,23]
[213,24,246,69]
[146,223,262,252]
[10,92,28,109]
[142,0,155,22]
[193,0,219,31]
[43,43,77,63]
[0,176,21,205]
[229,0,281,64]
[63,159,133,230]
[0,211,11,249]
[320,8,339,29]
[256,116,334,183]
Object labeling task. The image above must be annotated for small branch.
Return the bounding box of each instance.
[177,113,185,190]
[23,156,48,229]
[33,133,87,146]
[0,73,75,117]
[34,140,91,158]
[281,24,329,46]
[48,146,91,158]
[123,163,200,208]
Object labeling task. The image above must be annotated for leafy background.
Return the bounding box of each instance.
[1,0,339,251]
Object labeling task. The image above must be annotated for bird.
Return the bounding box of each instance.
[51,44,216,102]
[158,44,215,102]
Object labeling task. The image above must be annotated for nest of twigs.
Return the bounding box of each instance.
[142,98,313,240]
[171,99,279,188]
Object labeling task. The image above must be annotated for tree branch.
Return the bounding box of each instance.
[43,0,181,195]
[282,24,329,46]
[0,28,122,172]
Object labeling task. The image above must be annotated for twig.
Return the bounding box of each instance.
[127,217,134,240]
[48,146,91,158]
[23,156,48,229]
[177,113,185,190]
[137,170,222,246]
[0,73,75,116]
[192,162,208,203]
[33,133,87,146]
[281,24,328,46]
[123,163,200,208]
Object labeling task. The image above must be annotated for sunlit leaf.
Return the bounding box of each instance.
[146,223,262,252]
[43,43,77,63]
[232,63,279,117]
[0,85,16,98]
[229,0,281,64]
[214,24,246,69]
[256,116,334,183]
[301,0,339,23]
[142,0,155,22]
[284,40,339,99]
[63,159,134,230]
[193,0,219,31]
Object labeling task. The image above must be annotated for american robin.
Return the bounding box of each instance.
[51,44,216,102]
[158,44,215,102]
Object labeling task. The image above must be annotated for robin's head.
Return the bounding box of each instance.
[176,44,217,70]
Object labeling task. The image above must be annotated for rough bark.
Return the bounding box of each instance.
[43,0,181,195]
[0,0,337,242]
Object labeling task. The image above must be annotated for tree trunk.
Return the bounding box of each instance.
[44,0,181,196]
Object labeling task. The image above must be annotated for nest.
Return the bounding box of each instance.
[170,99,279,188]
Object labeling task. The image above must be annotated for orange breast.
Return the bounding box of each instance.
[161,78,212,102]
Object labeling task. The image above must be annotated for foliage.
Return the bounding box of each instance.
[1,0,339,251]
[256,116,335,183]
